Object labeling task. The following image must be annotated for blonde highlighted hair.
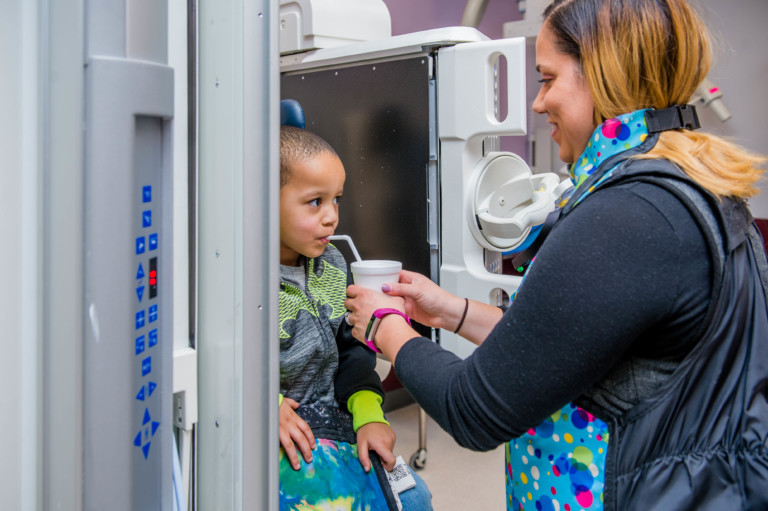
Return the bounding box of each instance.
[543,0,765,198]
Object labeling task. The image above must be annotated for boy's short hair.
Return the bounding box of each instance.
[280,126,339,187]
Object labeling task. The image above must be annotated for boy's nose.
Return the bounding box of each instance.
[322,208,338,226]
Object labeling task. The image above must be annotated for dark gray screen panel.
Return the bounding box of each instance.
[281,57,432,279]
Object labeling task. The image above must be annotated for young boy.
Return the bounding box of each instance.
[278,125,394,472]
[278,126,432,509]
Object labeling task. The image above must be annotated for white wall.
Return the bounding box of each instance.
[692,0,768,218]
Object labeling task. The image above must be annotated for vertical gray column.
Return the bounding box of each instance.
[243,1,280,508]
[197,0,279,509]
[42,0,86,509]
[83,0,174,509]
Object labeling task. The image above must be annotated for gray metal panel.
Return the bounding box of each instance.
[197,0,279,508]
[126,0,168,63]
[2,1,43,509]
[243,0,281,508]
[83,57,173,511]
[43,0,86,509]
[86,0,127,58]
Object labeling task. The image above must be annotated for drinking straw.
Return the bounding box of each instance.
[328,234,362,262]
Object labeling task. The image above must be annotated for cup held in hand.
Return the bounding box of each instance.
[350,260,402,292]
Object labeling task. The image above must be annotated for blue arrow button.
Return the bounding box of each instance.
[135,335,145,355]
[142,356,151,376]
[136,386,145,401]
[135,310,145,330]
[149,381,157,396]
[136,263,145,279]
[142,210,152,228]
[149,329,158,348]
[136,286,145,302]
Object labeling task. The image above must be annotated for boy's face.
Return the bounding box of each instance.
[280,152,346,266]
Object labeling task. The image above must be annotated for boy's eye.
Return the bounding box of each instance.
[538,77,552,86]
[334,196,342,205]
[309,198,320,207]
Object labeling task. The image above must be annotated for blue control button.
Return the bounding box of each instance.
[148,328,158,348]
[136,386,146,401]
[136,237,146,254]
[136,263,145,279]
[142,210,152,228]
[148,381,157,396]
[148,304,158,323]
[142,186,152,203]
[136,285,145,303]
[149,233,158,251]
[135,408,160,460]
[135,335,145,355]
[135,310,145,330]
[142,356,151,376]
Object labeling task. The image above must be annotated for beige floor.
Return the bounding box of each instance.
[386,403,506,511]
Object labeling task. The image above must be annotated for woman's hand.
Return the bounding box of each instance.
[279,397,316,470]
[382,270,466,332]
[344,285,406,343]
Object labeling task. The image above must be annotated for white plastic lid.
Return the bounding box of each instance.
[350,260,402,275]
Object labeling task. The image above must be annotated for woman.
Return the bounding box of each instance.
[344,0,768,509]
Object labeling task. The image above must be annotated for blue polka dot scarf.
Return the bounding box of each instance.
[505,109,652,511]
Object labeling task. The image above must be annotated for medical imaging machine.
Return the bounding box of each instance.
[279,0,568,469]
[10,0,735,509]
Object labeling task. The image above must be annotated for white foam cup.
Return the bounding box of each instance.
[350,260,402,292]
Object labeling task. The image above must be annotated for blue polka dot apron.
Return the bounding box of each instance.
[505,110,652,510]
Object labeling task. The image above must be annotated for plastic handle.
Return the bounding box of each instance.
[438,37,527,140]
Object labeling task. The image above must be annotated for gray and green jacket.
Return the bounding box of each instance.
[279,244,386,431]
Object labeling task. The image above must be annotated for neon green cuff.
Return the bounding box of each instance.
[278,393,283,407]
[347,390,389,433]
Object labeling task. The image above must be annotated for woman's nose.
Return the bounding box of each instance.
[532,88,545,114]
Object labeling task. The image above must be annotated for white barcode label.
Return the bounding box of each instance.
[386,456,416,497]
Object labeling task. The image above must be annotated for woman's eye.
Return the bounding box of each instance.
[537,78,552,86]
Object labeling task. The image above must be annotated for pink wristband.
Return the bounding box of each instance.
[364,308,411,353]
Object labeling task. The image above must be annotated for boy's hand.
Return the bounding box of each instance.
[356,422,396,472]
[279,397,316,470]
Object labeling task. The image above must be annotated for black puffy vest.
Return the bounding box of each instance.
[583,158,768,510]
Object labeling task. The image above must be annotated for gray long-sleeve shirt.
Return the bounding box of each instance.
[279,245,383,409]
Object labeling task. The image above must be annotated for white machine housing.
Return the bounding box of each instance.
[279,0,392,55]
